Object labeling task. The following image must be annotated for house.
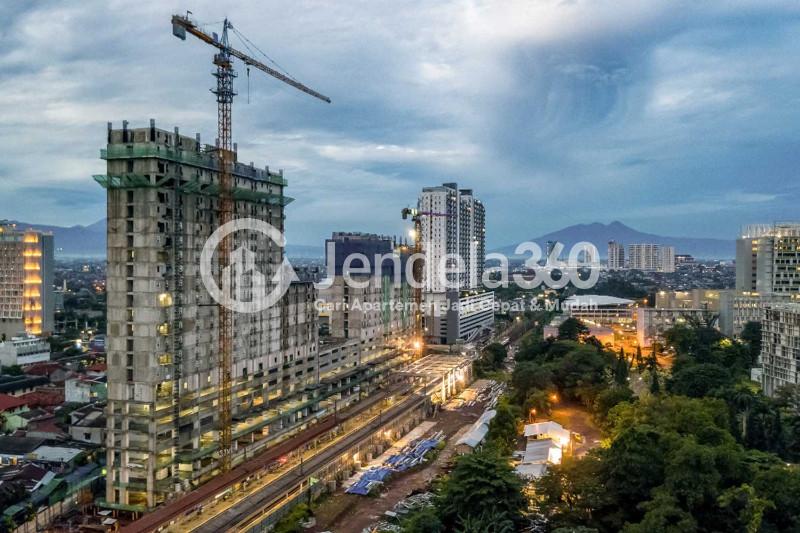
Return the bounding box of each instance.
[23,362,70,384]
[515,420,573,480]
[0,436,45,465]
[0,463,56,493]
[0,393,30,432]
[24,413,69,441]
[19,387,64,409]
[69,404,106,445]
[65,375,107,403]
[0,375,49,396]
[27,445,84,474]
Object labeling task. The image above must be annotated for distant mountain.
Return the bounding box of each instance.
[9,218,325,259]
[8,219,106,257]
[492,221,733,259]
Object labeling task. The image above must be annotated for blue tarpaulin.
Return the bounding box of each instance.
[346,435,443,495]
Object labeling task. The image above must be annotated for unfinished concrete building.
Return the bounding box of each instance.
[97,121,323,510]
[97,122,413,511]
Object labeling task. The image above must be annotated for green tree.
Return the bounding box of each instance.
[402,507,444,533]
[668,363,732,398]
[739,321,762,365]
[558,317,589,341]
[486,399,520,454]
[437,448,526,529]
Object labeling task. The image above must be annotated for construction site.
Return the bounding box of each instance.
[85,11,491,531]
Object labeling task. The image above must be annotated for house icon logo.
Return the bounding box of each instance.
[200,218,298,313]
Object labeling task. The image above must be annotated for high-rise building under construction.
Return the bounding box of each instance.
[97,121,322,509]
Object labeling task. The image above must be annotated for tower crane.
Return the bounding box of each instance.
[401,208,451,351]
[171,13,330,473]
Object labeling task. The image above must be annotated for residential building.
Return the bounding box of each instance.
[607,241,625,270]
[627,243,675,273]
[0,334,51,367]
[736,223,800,294]
[0,222,55,336]
[654,289,721,311]
[69,405,106,445]
[0,394,30,432]
[417,183,492,344]
[65,375,107,404]
[762,303,800,396]
[96,121,322,509]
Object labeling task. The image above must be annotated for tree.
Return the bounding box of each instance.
[731,385,756,439]
[614,349,629,386]
[753,466,800,531]
[511,361,553,402]
[593,386,634,425]
[484,342,508,370]
[486,399,520,454]
[558,317,589,341]
[402,507,444,533]
[622,492,698,533]
[437,448,526,529]
[668,363,732,398]
[740,321,762,365]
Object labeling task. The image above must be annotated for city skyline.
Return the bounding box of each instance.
[2,1,799,248]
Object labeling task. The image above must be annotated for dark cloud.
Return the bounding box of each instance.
[0,0,799,247]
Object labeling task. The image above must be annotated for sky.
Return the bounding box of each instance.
[1,0,799,249]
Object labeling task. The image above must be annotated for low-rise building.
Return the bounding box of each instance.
[65,375,107,404]
[0,393,30,432]
[0,436,44,465]
[636,307,715,347]
[0,335,50,367]
[515,421,571,479]
[69,404,106,445]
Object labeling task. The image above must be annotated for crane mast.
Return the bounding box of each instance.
[172,13,330,474]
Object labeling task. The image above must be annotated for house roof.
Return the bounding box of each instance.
[0,375,49,393]
[456,409,496,449]
[22,362,65,377]
[19,388,64,407]
[0,436,45,456]
[29,445,83,463]
[523,420,571,443]
[0,393,28,412]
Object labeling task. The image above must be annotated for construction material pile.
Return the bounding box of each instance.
[346,432,444,496]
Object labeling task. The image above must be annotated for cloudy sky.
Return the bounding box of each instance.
[1,0,799,248]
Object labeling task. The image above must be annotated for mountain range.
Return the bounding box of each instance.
[491,221,734,259]
[9,219,734,260]
[7,218,324,258]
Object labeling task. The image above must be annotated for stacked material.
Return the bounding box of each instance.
[346,432,444,495]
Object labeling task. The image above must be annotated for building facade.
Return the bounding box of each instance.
[736,223,800,294]
[607,241,625,270]
[417,183,491,344]
[97,121,325,509]
[761,303,800,396]
[627,243,675,273]
[0,222,55,337]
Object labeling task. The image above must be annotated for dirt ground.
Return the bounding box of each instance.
[309,403,484,533]
[549,401,602,455]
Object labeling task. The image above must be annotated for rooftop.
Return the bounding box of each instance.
[0,393,28,412]
[0,436,45,456]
